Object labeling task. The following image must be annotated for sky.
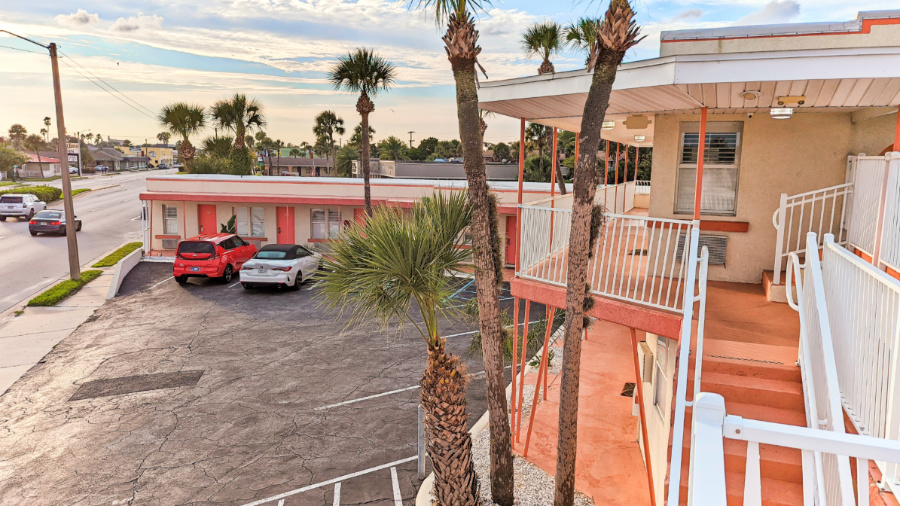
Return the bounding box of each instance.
[0,0,897,147]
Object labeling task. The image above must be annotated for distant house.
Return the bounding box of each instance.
[351,159,518,180]
[20,153,61,178]
[89,147,125,171]
[140,144,176,167]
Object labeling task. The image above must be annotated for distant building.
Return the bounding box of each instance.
[19,153,61,178]
[351,159,518,180]
[89,147,125,171]
[263,156,333,177]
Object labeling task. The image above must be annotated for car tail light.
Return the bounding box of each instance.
[273,267,291,272]
[29,220,36,225]
[50,221,61,225]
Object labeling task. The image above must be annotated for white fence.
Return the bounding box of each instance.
[689,392,900,506]
[787,233,854,504]
[879,160,900,271]
[635,180,651,195]
[821,233,900,496]
[847,155,891,258]
[518,201,696,312]
[772,183,853,285]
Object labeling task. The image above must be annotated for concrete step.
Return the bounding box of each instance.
[679,471,804,506]
[688,371,805,412]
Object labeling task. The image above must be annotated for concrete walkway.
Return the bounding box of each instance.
[0,268,115,394]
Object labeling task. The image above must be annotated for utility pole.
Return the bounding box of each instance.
[50,42,81,280]
[407,131,415,148]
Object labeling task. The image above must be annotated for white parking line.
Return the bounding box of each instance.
[443,319,543,339]
[277,500,284,506]
[148,276,173,290]
[390,467,402,506]
[241,456,417,506]
[314,385,420,411]
[332,482,341,505]
[229,280,241,288]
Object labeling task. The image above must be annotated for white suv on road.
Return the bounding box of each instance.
[0,194,47,221]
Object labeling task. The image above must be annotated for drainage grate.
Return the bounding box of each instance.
[621,382,635,397]
[69,370,204,401]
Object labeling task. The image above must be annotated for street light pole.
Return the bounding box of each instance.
[50,42,81,280]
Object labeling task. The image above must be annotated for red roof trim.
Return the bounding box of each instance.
[138,192,418,208]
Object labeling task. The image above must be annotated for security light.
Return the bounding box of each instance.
[634,135,646,142]
[602,120,615,130]
[769,108,793,120]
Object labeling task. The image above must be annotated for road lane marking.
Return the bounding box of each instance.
[333,482,341,505]
[390,467,402,506]
[229,281,241,288]
[241,456,417,506]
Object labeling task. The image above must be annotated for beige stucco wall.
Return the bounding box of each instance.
[648,110,895,283]
[637,332,678,506]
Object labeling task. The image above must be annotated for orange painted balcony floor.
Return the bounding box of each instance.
[509,281,805,505]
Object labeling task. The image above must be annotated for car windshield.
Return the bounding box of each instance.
[177,241,216,255]
[0,196,23,203]
[35,211,62,220]
[255,251,289,260]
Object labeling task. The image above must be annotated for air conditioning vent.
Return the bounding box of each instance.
[162,239,179,250]
[676,234,727,266]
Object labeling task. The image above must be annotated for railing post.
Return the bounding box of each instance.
[773,192,788,285]
[688,393,728,506]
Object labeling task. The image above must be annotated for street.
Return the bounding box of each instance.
[0,170,172,313]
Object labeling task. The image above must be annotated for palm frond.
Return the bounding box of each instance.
[329,48,398,97]
[158,102,206,139]
[521,21,562,61]
[408,0,492,27]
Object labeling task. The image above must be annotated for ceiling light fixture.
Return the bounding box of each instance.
[770,107,793,120]
[634,135,646,142]
[602,120,616,130]
[741,90,760,100]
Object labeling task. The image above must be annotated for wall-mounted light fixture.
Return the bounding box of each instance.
[602,120,616,130]
[770,107,793,120]
[634,135,646,142]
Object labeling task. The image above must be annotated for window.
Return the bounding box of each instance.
[653,338,670,418]
[220,238,237,250]
[163,204,178,234]
[234,206,265,237]
[311,209,342,239]
[675,122,743,216]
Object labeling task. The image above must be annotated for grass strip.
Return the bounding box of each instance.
[92,242,142,268]
[28,270,103,307]
[72,188,91,196]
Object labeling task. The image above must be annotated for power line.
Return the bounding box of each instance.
[0,43,46,55]
[57,57,157,121]
[58,48,158,117]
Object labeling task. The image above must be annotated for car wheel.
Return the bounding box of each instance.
[27,209,34,219]
[76,222,82,232]
[242,283,252,290]
[29,230,37,236]
[221,265,233,283]
[59,226,66,235]
[292,273,303,290]
[175,276,187,285]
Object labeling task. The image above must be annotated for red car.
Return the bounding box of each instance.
[173,234,257,285]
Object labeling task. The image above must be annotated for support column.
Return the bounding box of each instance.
[551,127,558,198]
[516,118,526,271]
[895,106,900,151]
[631,328,657,506]
[635,146,639,181]
[615,142,621,213]
[605,140,610,207]
[694,107,709,220]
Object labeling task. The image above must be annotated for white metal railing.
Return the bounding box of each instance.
[772,183,853,285]
[635,180,651,194]
[821,233,900,496]
[689,392,900,506]
[141,200,150,253]
[666,227,708,506]
[786,233,854,504]
[847,155,891,258]
[879,157,900,271]
[518,201,696,312]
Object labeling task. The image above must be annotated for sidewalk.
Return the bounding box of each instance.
[0,268,115,394]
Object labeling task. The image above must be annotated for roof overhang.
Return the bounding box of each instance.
[479,46,900,145]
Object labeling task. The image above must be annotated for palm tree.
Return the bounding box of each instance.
[317,192,477,504]
[409,0,515,503]
[522,21,563,75]
[554,2,642,504]
[42,116,51,142]
[157,132,170,145]
[158,103,206,168]
[8,124,27,150]
[298,141,313,157]
[23,134,46,178]
[288,147,302,157]
[210,93,266,150]
[202,136,234,158]
[313,110,346,177]
[377,136,407,160]
[329,48,397,217]
[565,17,601,67]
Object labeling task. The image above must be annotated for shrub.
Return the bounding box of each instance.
[28,270,103,307]
[0,185,62,202]
[92,242,142,267]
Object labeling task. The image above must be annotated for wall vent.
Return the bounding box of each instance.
[677,234,727,266]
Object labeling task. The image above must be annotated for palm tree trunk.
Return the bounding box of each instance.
[556,164,567,195]
[554,47,621,506]
[360,109,373,216]
[449,26,515,503]
[421,337,478,505]
[36,153,45,179]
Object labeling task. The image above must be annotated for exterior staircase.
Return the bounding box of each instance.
[677,353,806,505]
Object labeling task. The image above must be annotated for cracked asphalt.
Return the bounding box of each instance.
[0,262,535,505]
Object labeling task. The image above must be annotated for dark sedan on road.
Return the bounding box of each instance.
[28,210,82,236]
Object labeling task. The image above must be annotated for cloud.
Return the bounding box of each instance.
[673,9,703,21]
[737,1,800,25]
[110,12,164,32]
[54,9,100,27]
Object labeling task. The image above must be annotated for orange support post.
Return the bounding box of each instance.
[516,300,531,442]
[895,107,900,150]
[694,107,708,220]
[524,306,556,457]
[631,328,657,506]
[551,128,558,198]
[516,118,526,271]
[510,297,520,439]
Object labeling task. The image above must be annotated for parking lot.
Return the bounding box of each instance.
[0,262,538,505]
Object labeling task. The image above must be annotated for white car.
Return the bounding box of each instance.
[240,244,321,290]
[0,194,47,221]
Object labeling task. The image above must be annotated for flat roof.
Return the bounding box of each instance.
[662,10,900,41]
